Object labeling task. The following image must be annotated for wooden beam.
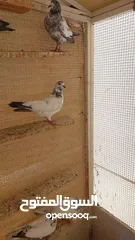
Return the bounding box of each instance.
[84,21,94,198]
[62,0,91,16]
[32,1,90,22]
[0,0,32,13]
[91,0,133,22]
[0,116,74,144]
[33,0,91,17]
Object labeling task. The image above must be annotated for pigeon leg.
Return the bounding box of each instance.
[42,236,49,240]
[54,43,60,52]
[45,118,56,127]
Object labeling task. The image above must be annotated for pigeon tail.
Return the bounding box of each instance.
[4,27,15,31]
[9,102,24,108]
[66,37,75,44]
[73,32,80,36]
[12,230,26,238]
[0,20,15,31]
[0,20,9,26]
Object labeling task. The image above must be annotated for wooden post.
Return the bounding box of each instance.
[84,21,94,198]
[0,0,32,13]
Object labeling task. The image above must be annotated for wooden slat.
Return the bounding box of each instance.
[0,51,72,59]
[0,0,32,13]
[63,0,91,15]
[92,0,133,17]
[0,116,74,144]
[84,21,94,198]
[32,1,90,22]
[91,0,133,22]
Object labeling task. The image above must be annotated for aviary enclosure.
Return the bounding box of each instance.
[0,0,135,240]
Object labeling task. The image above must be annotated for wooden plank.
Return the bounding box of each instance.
[84,21,94,198]
[0,170,85,239]
[91,2,133,22]
[0,0,32,13]
[62,0,91,16]
[91,0,133,17]
[35,0,90,16]
[92,207,135,239]
[32,1,90,22]
[0,51,72,59]
[0,116,74,144]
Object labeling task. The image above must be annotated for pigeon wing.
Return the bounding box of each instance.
[23,96,63,113]
[58,18,74,41]
[25,216,54,238]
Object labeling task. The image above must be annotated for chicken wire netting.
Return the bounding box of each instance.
[93,10,135,230]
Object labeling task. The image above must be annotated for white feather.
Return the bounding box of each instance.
[23,95,64,120]
[59,18,73,38]
[7,215,57,240]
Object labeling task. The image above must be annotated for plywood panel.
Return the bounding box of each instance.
[76,0,120,11]
[0,8,87,240]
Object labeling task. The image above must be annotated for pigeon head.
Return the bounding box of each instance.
[55,81,66,90]
[52,81,66,98]
[49,216,57,227]
[48,0,61,14]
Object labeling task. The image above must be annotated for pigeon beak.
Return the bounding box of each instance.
[63,85,66,88]
[48,4,51,8]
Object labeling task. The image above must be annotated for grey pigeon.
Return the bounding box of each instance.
[9,81,66,126]
[0,20,15,31]
[7,215,57,239]
[44,0,80,52]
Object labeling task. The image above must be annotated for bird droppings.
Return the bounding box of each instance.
[0,116,74,144]
[0,168,78,221]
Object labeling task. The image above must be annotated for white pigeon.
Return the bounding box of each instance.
[7,215,57,240]
[9,81,66,126]
[44,0,80,52]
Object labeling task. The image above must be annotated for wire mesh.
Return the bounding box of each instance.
[94,10,135,230]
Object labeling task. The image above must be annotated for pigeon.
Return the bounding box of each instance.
[9,81,66,126]
[7,215,57,240]
[44,0,80,52]
[0,20,15,31]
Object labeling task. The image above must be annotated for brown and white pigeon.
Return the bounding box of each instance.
[0,20,15,31]
[9,81,66,126]
[7,215,57,240]
[44,0,80,52]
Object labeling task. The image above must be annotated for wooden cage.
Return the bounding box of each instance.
[0,0,135,239]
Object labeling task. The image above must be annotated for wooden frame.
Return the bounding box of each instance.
[84,21,94,198]
[32,0,90,22]
[91,0,133,22]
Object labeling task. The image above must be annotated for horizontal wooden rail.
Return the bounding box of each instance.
[0,51,72,59]
[0,116,74,144]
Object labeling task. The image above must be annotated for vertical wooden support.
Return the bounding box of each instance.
[84,21,94,198]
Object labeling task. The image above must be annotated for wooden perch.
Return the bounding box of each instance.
[0,168,79,236]
[0,0,32,14]
[0,51,72,59]
[0,116,74,144]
